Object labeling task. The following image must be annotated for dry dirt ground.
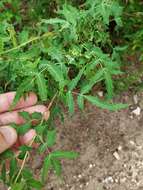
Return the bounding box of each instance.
[2,92,143,190]
[41,92,143,190]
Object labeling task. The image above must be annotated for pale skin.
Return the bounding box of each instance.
[0,92,49,154]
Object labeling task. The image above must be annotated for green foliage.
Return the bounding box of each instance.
[1,0,142,189]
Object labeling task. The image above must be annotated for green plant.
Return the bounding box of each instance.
[2,0,141,189]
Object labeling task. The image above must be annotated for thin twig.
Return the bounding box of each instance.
[14,136,36,184]
[0,32,53,56]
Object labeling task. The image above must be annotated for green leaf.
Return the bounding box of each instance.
[46,130,56,147]
[35,124,46,135]
[11,183,24,190]
[46,63,65,88]
[19,111,30,121]
[84,95,128,111]
[0,38,4,52]
[41,155,52,182]
[81,69,104,94]
[1,162,6,183]
[17,123,32,135]
[51,151,78,159]
[12,77,34,109]
[27,179,43,189]
[66,91,74,114]
[31,112,42,120]
[104,70,114,99]
[36,73,48,101]
[9,158,17,181]
[38,143,48,153]
[52,159,62,177]
[77,95,84,110]
[68,67,85,91]
[22,168,33,179]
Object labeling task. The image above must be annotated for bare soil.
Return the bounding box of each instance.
[41,92,143,190]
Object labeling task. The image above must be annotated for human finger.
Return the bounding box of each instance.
[0,92,37,113]
[0,105,49,125]
[0,126,17,153]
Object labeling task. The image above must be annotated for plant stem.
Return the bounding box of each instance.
[0,32,53,56]
[13,136,36,184]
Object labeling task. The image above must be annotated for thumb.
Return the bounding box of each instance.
[0,126,17,154]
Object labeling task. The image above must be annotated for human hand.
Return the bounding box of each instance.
[0,92,49,154]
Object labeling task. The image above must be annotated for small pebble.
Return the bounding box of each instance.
[97,91,103,97]
[120,177,127,183]
[86,182,89,186]
[79,184,83,188]
[118,145,122,151]
[113,151,120,160]
[132,107,141,116]
[129,140,136,145]
[89,164,93,168]
[78,174,82,178]
[103,176,114,184]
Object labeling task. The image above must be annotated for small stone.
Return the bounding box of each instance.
[113,152,120,160]
[86,182,89,186]
[79,184,83,188]
[123,164,127,168]
[103,176,114,184]
[118,145,122,151]
[78,174,82,178]
[115,178,118,183]
[97,91,103,97]
[89,164,93,168]
[129,140,135,145]
[132,107,141,116]
[120,177,126,183]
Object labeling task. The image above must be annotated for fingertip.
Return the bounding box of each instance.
[0,126,17,153]
[20,129,36,145]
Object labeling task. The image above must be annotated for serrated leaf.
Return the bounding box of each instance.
[11,183,24,190]
[81,69,104,94]
[19,111,30,121]
[38,143,48,153]
[77,95,84,110]
[17,123,32,135]
[52,159,62,177]
[84,95,128,111]
[41,155,52,182]
[1,162,6,183]
[22,168,33,179]
[9,158,17,181]
[104,70,114,99]
[36,73,48,101]
[47,130,56,147]
[12,77,34,109]
[31,112,42,120]
[46,63,65,88]
[66,91,74,114]
[51,151,78,159]
[68,67,85,91]
[27,179,43,189]
[35,124,46,135]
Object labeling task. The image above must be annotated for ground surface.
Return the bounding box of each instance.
[2,92,143,190]
[41,92,143,190]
